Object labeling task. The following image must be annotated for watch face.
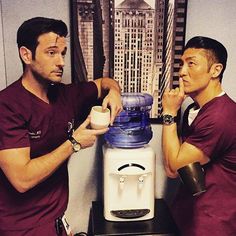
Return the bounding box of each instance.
[163,114,174,125]
[73,143,81,152]
[69,136,81,152]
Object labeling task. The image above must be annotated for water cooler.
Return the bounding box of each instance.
[103,93,156,222]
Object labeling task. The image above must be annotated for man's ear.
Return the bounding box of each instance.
[19,46,32,65]
[210,63,223,78]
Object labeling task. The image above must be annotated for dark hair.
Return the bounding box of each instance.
[184,36,228,81]
[17,17,68,69]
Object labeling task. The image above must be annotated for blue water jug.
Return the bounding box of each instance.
[105,93,153,148]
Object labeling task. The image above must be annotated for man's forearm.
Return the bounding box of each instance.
[26,140,73,187]
[162,123,181,177]
[0,140,74,193]
[94,77,121,99]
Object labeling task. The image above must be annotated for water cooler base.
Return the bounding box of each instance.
[103,144,156,222]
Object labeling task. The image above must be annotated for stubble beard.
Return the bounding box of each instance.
[31,69,61,87]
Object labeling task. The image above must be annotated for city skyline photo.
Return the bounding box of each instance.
[71,0,188,120]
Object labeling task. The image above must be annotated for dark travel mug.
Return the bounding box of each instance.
[177,162,206,196]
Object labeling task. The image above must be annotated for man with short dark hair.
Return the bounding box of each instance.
[161,36,236,235]
[0,17,122,235]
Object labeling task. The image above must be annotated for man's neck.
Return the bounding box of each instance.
[21,72,49,104]
[191,81,223,108]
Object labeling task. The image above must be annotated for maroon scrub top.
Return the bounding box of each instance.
[172,94,236,236]
[0,78,98,234]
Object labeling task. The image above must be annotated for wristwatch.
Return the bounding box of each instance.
[68,136,81,152]
[162,114,178,125]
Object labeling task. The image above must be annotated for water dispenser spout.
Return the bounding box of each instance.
[119,175,126,190]
[138,174,148,190]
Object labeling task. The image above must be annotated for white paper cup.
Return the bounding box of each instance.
[90,106,110,129]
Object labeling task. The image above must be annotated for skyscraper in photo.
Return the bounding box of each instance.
[76,0,95,81]
[114,0,187,118]
[114,0,155,94]
[74,0,187,118]
[159,0,188,116]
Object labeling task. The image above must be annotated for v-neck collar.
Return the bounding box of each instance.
[20,77,52,107]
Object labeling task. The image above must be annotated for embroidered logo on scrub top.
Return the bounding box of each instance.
[67,119,75,137]
[28,130,42,139]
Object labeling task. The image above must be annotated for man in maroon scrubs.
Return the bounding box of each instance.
[161,36,236,235]
[0,17,122,235]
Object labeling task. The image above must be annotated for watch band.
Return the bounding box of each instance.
[68,136,81,152]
